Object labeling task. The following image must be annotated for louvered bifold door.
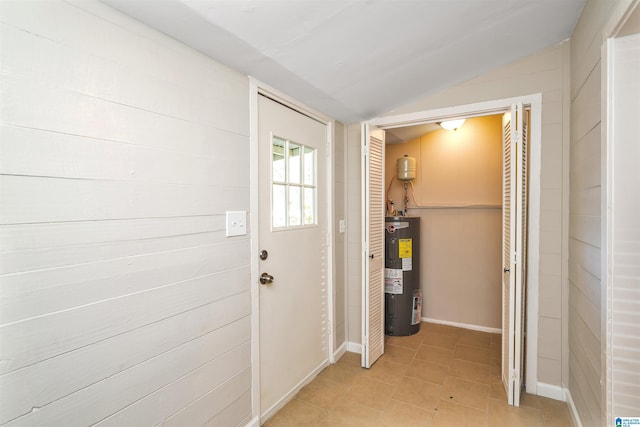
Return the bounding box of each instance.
[361,123,385,368]
[501,113,515,403]
[502,103,526,406]
[513,104,528,407]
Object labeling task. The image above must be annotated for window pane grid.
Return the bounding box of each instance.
[271,136,317,229]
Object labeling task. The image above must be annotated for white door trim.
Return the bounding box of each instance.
[601,2,640,424]
[370,94,542,395]
[249,78,335,422]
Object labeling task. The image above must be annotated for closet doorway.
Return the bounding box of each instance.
[363,96,541,406]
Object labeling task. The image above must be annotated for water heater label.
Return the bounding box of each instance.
[398,238,412,258]
[402,257,412,271]
[386,222,409,232]
[384,268,403,294]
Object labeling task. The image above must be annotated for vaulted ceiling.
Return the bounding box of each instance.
[104,0,585,124]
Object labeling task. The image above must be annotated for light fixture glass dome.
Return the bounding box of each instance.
[440,119,465,131]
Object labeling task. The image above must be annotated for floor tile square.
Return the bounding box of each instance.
[422,331,459,350]
[406,358,449,385]
[362,357,409,385]
[380,400,435,427]
[415,344,454,367]
[345,377,395,411]
[386,331,425,350]
[264,398,326,427]
[454,344,491,365]
[457,330,492,349]
[433,400,488,426]
[295,375,349,409]
[448,358,492,384]
[384,343,417,364]
[392,376,443,412]
[440,376,490,411]
[488,397,544,427]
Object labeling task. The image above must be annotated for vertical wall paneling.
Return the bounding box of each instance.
[0,0,251,425]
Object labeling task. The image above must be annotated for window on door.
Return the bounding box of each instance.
[272,136,317,229]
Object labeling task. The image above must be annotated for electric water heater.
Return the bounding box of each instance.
[385,216,421,336]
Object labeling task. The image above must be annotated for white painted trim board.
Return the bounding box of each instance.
[565,389,584,427]
[260,360,328,423]
[536,382,565,401]
[346,342,363,354]
[333,341,348,361]
[421,317,501,334]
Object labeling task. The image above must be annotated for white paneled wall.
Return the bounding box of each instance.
[345,124,362,347]
[0,1,251,425]
[568,1,619,425]
[333,122,347,349]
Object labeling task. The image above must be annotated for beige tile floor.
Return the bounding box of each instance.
[265,322,573,426]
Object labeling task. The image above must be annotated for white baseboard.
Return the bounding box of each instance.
[260,360,328,423]
[244,416,260,427]
[536,382,565,401]
[334,341,348,361]
[565,389,583,427]
[346,341,362,354]
[421,317,502,334]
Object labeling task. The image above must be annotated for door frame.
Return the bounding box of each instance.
[369,93,542,395]
[249,78,335,424]
[601,1,640,424]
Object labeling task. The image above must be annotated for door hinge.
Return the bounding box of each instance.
[326,140,331,157]
[362,145,368,156]
[513,251,517,265]
[510,369,518,381]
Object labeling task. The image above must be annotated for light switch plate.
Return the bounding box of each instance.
[226,211,247,237]
[339,219,346,233]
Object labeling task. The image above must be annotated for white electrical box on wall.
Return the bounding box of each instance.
[226,211,247,237]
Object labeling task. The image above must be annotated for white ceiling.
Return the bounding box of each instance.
[385,123,441,144]
[104,0,585,125]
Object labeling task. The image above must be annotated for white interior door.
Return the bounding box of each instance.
[361,123,385,368]
[258,95,329,417]
[501,103,527,406]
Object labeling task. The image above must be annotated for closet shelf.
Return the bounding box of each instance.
[407,204,502,210]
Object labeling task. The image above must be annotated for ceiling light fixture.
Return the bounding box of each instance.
[440,119,465,131]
